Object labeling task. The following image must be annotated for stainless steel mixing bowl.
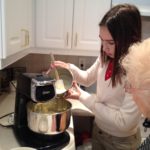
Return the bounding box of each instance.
[27,97,72,135]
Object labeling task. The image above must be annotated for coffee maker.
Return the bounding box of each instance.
[13,73,70,150]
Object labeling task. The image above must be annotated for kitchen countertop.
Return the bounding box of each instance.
[0,91,94,150]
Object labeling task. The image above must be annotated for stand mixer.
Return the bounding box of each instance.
[13,69,73,150]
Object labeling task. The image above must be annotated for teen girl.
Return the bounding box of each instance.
[51,4,142,150]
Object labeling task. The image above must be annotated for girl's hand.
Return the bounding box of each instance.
[65,82,81,99]
[51,61,69,70]
[45,61,70,76]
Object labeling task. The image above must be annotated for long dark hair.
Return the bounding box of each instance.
[99,4,142,87]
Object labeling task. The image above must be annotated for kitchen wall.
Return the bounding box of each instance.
[8,54,96,73]
[8,54,97,93]
[142,16,150,39]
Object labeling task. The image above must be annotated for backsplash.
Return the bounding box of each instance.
[7,54,97,93]
[142,16,150,39]
[8,54,97,73]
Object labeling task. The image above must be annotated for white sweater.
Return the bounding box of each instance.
[69,56,141,137]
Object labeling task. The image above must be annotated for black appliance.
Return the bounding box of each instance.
[0,68,12,93]
[137,118,150,150]
[13,73,70,150]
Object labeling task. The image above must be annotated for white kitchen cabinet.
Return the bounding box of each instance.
[36,0,73,49]
[112,0,150,16]
[73,0,111,51]
[0,0,33,69]
[35,0,111,55]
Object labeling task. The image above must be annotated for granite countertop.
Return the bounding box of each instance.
[0,91,16,117]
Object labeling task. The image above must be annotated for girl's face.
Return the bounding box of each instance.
[99,26,115,58]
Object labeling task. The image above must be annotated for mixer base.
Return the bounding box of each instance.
[13,126,70,150]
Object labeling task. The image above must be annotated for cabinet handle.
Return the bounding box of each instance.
[74,33,78,47]
[66,32,69,46]
[26,30,30,46]
[21,29,30,47]
[21,29,26,47]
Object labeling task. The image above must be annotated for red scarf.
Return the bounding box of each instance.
[105,60,113,81]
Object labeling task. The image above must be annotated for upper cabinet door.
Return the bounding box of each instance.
[36,0,73,49]
[73,0,111,51]
[1,0,32,58]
